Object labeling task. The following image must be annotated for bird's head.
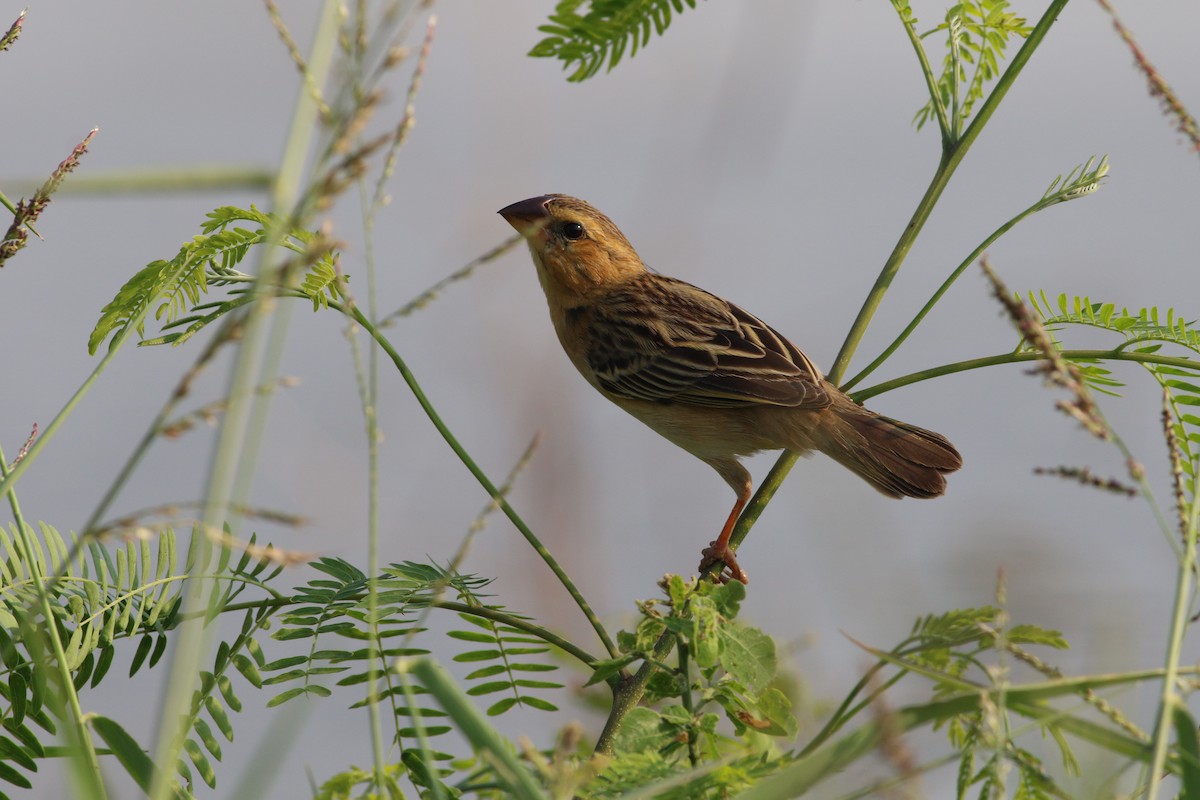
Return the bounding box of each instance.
[498,194,645,296]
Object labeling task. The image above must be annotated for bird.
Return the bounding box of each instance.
[498,194,961,584]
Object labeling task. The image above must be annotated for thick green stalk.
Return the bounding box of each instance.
[147,5,343,799]
[594,630,677,755]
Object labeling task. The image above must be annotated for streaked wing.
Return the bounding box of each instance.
[587,274,830,409]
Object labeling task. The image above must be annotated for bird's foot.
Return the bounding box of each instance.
[699,540,749,585]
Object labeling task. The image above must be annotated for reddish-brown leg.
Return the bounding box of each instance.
[698,486,751,584]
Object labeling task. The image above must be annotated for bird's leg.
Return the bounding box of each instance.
[698,486,751,585]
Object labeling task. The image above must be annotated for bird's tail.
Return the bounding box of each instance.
[812,396,962,499]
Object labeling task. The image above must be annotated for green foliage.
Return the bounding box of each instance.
[530,0,700,82]
[1026,292,1200,494]
[911,1,1033,132]
[7,0,1198,797]
[88,205,345,353]
[261,559,563,756]
[587,576,797,795]
[0,523,281,795]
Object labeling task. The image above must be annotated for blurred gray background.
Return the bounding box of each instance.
[3,0,1199,796]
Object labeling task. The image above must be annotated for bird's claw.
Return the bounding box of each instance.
[699,540,749,585]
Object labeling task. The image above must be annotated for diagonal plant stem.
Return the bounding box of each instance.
[841,201,1049,392]
[331,300,620,660]
[595,627,678,756]
[721,0,1072,560]
[832,0,1070,386]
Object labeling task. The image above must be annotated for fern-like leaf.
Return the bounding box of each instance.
[1026,293,1200,493]
[299,258,346,311]
[89,205,345,353]
[530,0,701,82]
[914,0,1032,131]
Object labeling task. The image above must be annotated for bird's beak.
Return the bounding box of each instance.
[498,196,552,238]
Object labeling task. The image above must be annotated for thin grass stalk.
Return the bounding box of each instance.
[147,4,343,798]
[1146,408,1200,798]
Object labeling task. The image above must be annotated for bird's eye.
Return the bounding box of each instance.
[561,221,586,240]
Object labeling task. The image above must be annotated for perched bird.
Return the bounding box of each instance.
[498,194,961,584]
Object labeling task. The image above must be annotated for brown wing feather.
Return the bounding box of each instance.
[587,274,829,409]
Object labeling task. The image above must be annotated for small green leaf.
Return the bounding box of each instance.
[183,738,216,788]
[193,719,222,761]
[0,758,33,789]
[205,697,234,742]
[584,654,638,687]
[1175,704,1200,799]
[266,687,307,708]
[520,696,558,712]
[90,716,156,792]
[232,654,263,688]
[611,707,673,755]
[755,687,799,738]
[1007,624,1069,650]
[466,681,515,697]
[719,625,775,691]
[0,736,35,771]
[711,579,745,618]
[447,630,495,643]
[130,635,153,676]
[486,697,518,716]
[514,679,562,690]
[91,645,115,688]
[9,673,25,725]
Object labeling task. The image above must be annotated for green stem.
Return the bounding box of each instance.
[719,3,1072,570]
[841,200,1044,392]
[334,300,619,660]
[893,2,951,145]
[832,0,1069,385]
[1146,455,1200,797]
[677,639,699,766]
[595,630,677,756]
[429,600,601,668]
[148,6,343,798]
[851,349,1200,403]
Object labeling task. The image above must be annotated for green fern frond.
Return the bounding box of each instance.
[914,1,1032,131]
[1039,155,1110,208]
[449,613,562,716]
[530,0,701,82]
[90,205,345,353]
[1026,292,1200,491]
[299,258,346,311]
[0,522,281,795]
